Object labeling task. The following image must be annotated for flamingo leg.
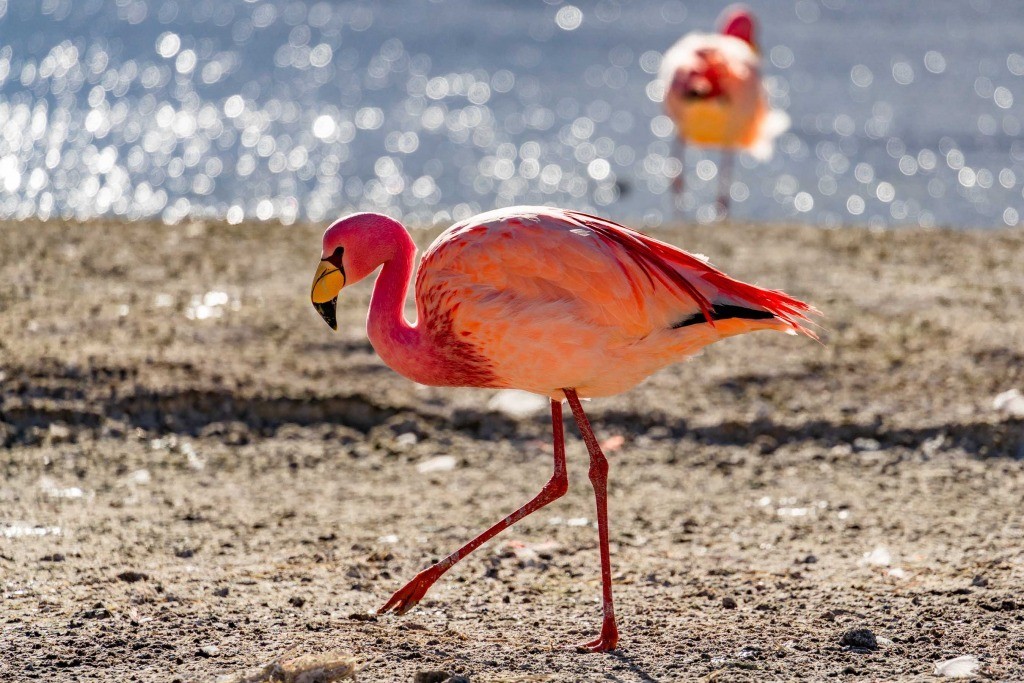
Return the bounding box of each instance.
[378,398,569,615]
[563,388,619,652]
[671,137,686,218]
[717,150,734,219]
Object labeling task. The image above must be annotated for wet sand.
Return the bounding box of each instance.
[1,218,1023,681]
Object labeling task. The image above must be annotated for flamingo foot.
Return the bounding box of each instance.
[377,566,442,615]
[573,621,619,652]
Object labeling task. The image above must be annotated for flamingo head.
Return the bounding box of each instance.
[311,212,409,330]
[718,5,757,49]
[670,49,731,101]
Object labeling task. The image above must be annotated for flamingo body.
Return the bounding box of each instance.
[659,6,789,216]
[660,11,786,160]
[413,207,811,397]
[310,206,816,651]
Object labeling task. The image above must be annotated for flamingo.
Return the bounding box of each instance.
[660,5,789,217]
[310,206,816,651]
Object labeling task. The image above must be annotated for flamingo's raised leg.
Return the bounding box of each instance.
[378,398,569,615]
[563,388,619,652]
[717,150,734,219]
[671,137,687,218]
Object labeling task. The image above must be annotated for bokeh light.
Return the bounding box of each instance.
[0,1,1020,228]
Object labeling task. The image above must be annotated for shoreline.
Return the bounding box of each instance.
[1,219,1023,681]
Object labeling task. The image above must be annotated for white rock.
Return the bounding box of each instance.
[993,389,1024,417]
[487,390,548,419]
[862,546,891,566]
[1,523,62,538]
[39,477,85,499]
[416,455,456,474]
[935,655,980,678]
[394,432,418,448]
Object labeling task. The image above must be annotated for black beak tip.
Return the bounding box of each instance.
[313,298,338,331]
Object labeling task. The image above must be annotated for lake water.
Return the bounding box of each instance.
[1,0,1021,229]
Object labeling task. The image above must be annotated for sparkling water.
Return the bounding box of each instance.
[0,0,1021,228]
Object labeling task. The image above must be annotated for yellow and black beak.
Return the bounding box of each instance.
[311,258,345,330]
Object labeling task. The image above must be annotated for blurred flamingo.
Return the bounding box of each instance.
[660,5,789,217]
[310,206,816,651]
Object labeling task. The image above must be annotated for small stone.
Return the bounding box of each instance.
[722,597,737,609]
[213,587,230,597]
[993,389,1024,417]
[971,575,988,588]
[174,548,195,559]
[862,546,891,566]
[81,607,112,620]
[413,672,452,683]
[348,612,377,622]
[415,455,457,474]
[41,553,66,562]
[198,644,219,658]
[852,437,881,452]
[487,389,547,419]
[289,596,306,608]
[935,655,981,678]
[116,570,148,583]
[840,628,878,651]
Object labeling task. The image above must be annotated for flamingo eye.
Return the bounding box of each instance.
[325,246,345,269]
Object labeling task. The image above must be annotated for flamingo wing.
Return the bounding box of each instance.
[413,207,815,395]
[417,207,815,340]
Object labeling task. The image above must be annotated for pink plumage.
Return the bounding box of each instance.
[309,206,818,651]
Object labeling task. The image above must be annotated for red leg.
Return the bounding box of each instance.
[717,150,733,219]
[378,398,569,615]
[563,389,619,652]
[671,137,686,218]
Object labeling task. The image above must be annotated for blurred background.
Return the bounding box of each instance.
[1,0,1022,229]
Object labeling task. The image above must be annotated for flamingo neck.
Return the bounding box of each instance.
[365,234,447,386]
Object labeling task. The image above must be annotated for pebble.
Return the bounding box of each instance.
[81,605,112,620]
[839,628,878,651]
[217,652,358,683]
[862,546,891,567]
[413,672,464,683]
[116,570,148,583]
[199,645,220,658]
[992,389,1024,417]
[416,455,457,474]
[852,438,882,452]
[934,655,981,678]
[487,390,547,419]
[722,597,738,609]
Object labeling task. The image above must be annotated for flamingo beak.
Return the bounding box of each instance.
[311,259,344,330]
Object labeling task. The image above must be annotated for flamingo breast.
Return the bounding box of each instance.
[661,33,767,150]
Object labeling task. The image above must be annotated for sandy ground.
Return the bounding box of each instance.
[1,218,1023,682]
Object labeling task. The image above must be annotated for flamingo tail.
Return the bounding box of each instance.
[566,210,819,339]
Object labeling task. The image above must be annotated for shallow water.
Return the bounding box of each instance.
[0,0,1021,228]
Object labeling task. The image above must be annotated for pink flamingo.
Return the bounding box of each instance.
[660,5,789,216]
[310,206,816,651]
